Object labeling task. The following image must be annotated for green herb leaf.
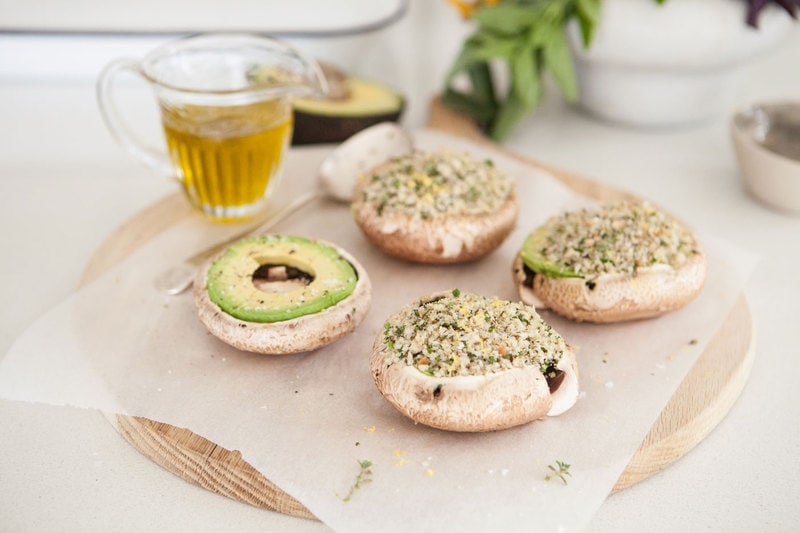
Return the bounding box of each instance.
[574,0,601,47]
[490,77,536,141]
[472,4,540,35]
[511,44,539,107]
[542,26,578,101]
[443,33,515,129]
[466,61,497,108]
[446,34,516,82]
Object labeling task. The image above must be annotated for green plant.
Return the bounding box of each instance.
[442,0,798,142]
[340,460,373,502]
[443,0,599,141]
[544,460,572,485]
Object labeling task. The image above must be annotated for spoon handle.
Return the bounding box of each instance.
[154,191,321,295]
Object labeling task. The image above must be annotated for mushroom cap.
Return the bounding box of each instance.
[370,324,579,433]
[194,239,371,354]
[352,193,518,264]
[512,250,707,323]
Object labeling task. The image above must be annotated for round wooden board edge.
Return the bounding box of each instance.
[80,98,756,519]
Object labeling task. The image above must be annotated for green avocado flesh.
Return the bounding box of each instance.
[293,78,403,117]
[519,227,583,279]
[206,235,357,323]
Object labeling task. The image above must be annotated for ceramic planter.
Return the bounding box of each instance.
[568,0,793,127]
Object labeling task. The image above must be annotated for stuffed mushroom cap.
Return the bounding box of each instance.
[371,290,578,432]
[352,149,518,263]
[513,200,706,323]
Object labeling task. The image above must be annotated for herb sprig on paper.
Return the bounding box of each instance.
[340,460,374,502]
[544,460,572,485]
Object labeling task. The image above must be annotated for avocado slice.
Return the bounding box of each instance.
[292,77,404,145]
[206,235,358,323]
[519,227,583,279]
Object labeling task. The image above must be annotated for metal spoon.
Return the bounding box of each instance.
[154,122,415,295]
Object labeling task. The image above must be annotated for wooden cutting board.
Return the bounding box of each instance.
[80,98,755,520]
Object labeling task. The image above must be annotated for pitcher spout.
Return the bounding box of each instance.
[245,59,329,100]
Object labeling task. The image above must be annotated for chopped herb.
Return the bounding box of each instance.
[545,460,571,485]
[340,460,373,502]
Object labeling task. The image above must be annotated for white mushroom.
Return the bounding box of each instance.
[512,253,706,323]
[512,201,707,323]
[353,195,518,264]
[351,149,518,264]
[370,291,579,432]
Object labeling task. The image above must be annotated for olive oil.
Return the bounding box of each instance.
[161,99,293,222]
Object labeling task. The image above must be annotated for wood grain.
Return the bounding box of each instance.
[79,98,754,518]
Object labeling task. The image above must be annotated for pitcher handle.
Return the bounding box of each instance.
[96,58,174,179]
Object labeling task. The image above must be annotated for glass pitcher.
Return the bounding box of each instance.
[97,33,328,223]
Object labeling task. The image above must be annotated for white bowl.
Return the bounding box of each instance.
[731,102,800,214]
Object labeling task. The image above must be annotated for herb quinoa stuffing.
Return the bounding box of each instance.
[381,290,566,378]
[530,201,700,281]
[359,149,514,219]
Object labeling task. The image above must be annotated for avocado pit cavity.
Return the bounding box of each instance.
[252,264,314,293]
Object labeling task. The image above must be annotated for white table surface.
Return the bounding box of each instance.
[2,2,799,530]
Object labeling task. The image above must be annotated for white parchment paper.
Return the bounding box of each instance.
[0,130,757,532]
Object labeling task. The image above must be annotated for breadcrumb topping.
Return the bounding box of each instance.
[381,290,565,378]
[358,149,514,219]
[535,201,700,280]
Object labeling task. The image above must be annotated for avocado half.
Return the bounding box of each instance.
[292,76,404,145]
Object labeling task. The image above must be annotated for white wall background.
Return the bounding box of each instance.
[0,0,471,128]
